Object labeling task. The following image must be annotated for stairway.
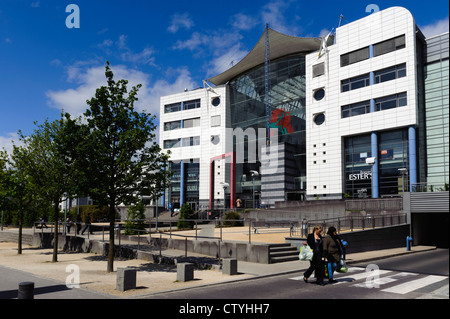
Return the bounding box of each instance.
[269,243,299,263]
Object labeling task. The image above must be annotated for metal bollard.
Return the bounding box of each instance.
[406,236,413,251]
[18,282,34,299]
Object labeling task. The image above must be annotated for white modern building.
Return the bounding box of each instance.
[159,7,449,210]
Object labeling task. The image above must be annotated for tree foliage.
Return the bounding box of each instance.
[74,62,170,272]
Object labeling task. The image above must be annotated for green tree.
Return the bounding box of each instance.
[12,114,77,262]
[78,62,170,272]
[7,148,36,254]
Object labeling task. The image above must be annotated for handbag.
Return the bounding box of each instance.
[337,258,348,273]
[299,244,313,261]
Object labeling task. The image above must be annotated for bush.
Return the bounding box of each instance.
[177,204,195,230]
[223,211,243,227]
[124,201,146,235]
[69,205,118,222]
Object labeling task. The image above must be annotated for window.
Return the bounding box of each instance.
[312,63,325,77]
[373,35,405,57]
[341,47,370,67]
[183,117,200,128]
[211,115,221,127]
[164,138,181,149]
[212,97,220,107]
[164,120,182,131]
[341,73,370,92]
[314,113,325,125]
[184,99,201,110]
[313,88,325,101]
[375,92,407,111]
[164,102,181,113]
[341,100,371,118]
[182,136,200,147]
[374,63,406,84]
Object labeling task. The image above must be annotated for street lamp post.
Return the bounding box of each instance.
[250,170,259,209]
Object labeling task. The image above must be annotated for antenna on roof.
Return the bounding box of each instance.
[338,14,348,27]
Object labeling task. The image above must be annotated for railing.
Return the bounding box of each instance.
[290,213,408,238]
[412,182,449,192]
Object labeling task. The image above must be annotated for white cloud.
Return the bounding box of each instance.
[230,13,258,31]
[46,64,197,121]
[0,132,21,156]
[168,12,194,33]
[420,17,449,38]
[261,0,300,36]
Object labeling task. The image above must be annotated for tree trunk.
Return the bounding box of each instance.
[107,199,116,273]
[52,200,59,262]
[17,210,23,254]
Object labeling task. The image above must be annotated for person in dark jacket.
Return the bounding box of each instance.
[303,225,325,286]
[81,213,93,235]
[323,226,343,283]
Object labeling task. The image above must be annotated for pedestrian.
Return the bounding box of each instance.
[76,214,82,235]
[40,215,48,229]
[65,217,72,234]
[323,226,344,283]
[303,225,325,286]
[169,202,173,217]
[81,213,93,235]
[236,197,242,209]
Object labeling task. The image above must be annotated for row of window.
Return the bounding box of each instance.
[163,136,201,149]
[341,92,407,118]
[164,99,201,113]
[164,117,200,131]
[341,63,406,93]
[340,35,405,67]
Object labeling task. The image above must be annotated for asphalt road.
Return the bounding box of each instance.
[144,249,449,300]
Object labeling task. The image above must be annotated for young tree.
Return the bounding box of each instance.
[80,62,170,272]
[12,115,77,262]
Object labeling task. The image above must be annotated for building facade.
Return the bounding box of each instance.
[159,7,449,209]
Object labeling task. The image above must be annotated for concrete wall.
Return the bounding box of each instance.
[286,224,411,254]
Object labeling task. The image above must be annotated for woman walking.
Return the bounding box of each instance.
[303,225,325,286]
[323,226,343,283]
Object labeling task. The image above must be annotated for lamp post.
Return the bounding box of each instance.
[250,170,259,208]
[220,182,229,219]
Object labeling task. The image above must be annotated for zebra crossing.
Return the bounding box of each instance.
[289,267,449,297]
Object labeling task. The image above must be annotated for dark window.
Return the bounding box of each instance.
[373,35,405,57]
[164,120,182,131]
[164,102,182,113]
[341,73,370,92]
[164,138,181,149]
[312,63,325,77]
[341,47,370,67]
[341,100,371,118]
[313,88,325,101]
[374,63,407,84]
[212,97,221,106]
[314,113,325,125]
[375,92,407,111]
[184,99,201,110]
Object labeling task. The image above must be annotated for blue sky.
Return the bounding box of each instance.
[0,0,448,152]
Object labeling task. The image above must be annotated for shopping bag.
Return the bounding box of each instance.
[337,258,348,273]
[324,261,333,279]
[299,244,313,261]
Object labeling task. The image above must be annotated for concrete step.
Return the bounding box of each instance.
[268,243,299,264]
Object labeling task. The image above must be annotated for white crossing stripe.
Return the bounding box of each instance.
[333,269,392,283]
[381,275,448,295]
[352,272,418,288]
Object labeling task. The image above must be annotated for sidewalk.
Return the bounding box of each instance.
[0,228,436,299]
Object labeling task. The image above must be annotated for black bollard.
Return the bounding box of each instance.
[18,282,34,299]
